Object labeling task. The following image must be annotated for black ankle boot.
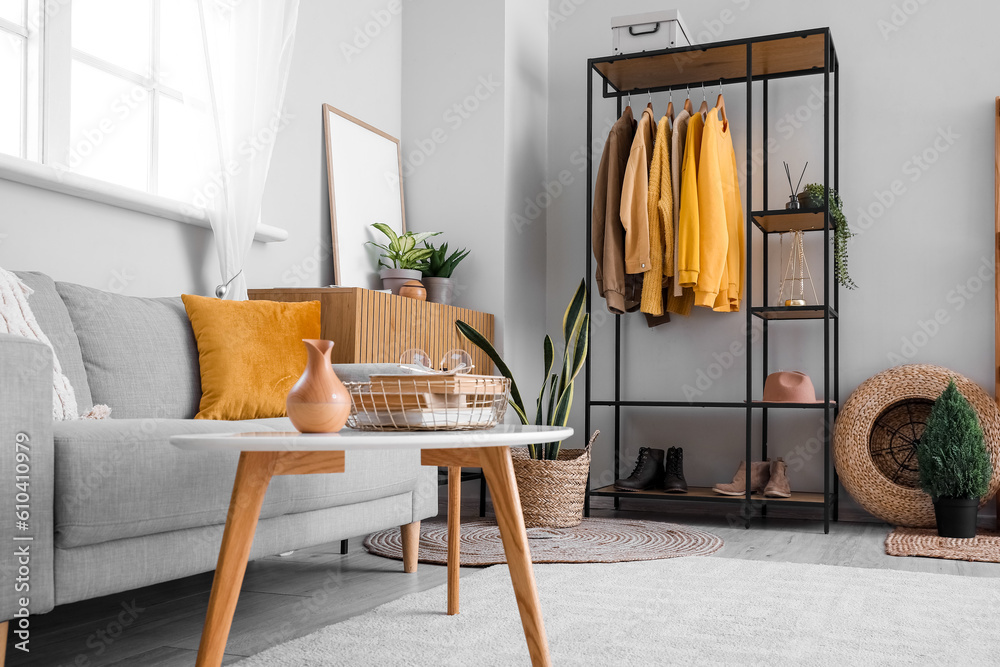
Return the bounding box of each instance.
[663,446,689,493]
[614,447,665,491]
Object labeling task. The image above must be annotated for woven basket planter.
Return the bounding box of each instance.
[510,431,597,529]
[833,364,1000,528]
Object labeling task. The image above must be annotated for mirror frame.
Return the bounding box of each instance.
[323,103,406,287]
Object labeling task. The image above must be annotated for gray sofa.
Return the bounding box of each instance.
[0,271,437,625]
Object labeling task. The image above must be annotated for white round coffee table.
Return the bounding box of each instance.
[171,424,573,667]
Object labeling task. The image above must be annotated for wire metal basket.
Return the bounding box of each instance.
[345,374,511,431]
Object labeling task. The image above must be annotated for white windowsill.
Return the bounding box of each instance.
[0,152,288,243]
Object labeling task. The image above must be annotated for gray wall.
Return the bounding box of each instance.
[0,0,403,297]
[546,0,1000,509]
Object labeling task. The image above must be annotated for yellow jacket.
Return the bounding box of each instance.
[640,115,672,317]
[620,106,655,275]
[676,111,704,291]
[694,110,731,310]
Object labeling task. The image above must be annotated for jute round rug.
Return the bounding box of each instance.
[364,518,722,565]
[886,527,1000,563]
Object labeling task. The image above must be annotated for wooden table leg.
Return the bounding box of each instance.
[448,466,461,615]
[400,521,420,573]
[196,452,277,667]
[479,447,551,667]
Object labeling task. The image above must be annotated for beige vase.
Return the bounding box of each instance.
[286,339,352,433]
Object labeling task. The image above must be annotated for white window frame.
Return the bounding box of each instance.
[0,0,286,243]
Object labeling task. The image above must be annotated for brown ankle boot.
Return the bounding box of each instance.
[764,458,791,498]
[713,460,771,496]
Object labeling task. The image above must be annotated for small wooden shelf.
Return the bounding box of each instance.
[752,210,832,233]
[592,31,827,93]
[590,485,826,506]
[752,305,837,320]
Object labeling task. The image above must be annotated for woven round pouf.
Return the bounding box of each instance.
[364,518,723,566]
[834,364,1000,527]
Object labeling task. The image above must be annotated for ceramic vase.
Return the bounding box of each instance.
[286,339,352,433]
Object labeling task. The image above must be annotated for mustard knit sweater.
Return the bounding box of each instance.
[640,115,673,316]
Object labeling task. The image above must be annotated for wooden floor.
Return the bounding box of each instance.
[7,483,1000,666]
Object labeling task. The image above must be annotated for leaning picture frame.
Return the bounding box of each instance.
[323,104,406,289]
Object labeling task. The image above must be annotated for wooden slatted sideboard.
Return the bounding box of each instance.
[248,287,494,373]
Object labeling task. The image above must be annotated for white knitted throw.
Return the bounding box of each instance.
[0,268,109,420]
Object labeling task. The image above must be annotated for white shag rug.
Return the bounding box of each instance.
[237,557,1000,666]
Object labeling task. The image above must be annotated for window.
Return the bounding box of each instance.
[0,0,206,199]
[0,0,34,159]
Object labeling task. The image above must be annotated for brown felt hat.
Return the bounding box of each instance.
[762,371,822,403]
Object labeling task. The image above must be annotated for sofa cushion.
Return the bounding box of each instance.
[14,271,93,411]
[181,294,321,420]
[55,282,202,419]
[53,418,423,549]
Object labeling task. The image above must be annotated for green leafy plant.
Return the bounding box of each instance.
[456,279,589,460]
[916,379,992,501]
[367,223,441,270]
[421,242,470,278]
[802,183,857,290]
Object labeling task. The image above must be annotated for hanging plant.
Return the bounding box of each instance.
[802,183,857,290]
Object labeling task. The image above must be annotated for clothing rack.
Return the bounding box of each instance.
[583,28,840,533]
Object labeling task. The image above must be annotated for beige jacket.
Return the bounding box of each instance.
[593,107,637,314]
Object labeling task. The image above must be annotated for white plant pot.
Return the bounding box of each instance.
[423,277,455,305]
[379,268,422,295]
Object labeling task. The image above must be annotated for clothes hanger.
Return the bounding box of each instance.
[715,78,728,128]
[646,89,653,113]
[698,81,709,116]
[683,84,693,114]
[666,88,674,123]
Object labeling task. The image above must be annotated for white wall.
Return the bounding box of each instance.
[546,0,1000,510]
[402,0,548,392]
[0,0,403,297]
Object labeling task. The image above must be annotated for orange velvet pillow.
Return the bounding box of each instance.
[181,294,321,420]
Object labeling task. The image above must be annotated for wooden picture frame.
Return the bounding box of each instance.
[323,104,406,289]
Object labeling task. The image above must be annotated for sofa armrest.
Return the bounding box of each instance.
[0,333,55,622]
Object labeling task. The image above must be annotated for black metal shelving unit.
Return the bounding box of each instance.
[583,28,840,533]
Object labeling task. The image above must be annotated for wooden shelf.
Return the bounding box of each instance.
[752,305,837,320]
[752,210,832,233]
[590,485,826,506]
[592,31,828,93]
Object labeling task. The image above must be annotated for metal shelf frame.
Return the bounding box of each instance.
[583,28,840,533]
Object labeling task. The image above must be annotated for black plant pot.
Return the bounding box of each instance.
[933,497,979,538]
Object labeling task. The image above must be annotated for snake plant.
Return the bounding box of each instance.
[367,223,441,270]
[421,242,470,279]
[457,279,589,460]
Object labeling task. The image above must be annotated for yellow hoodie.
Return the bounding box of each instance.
[701,108,744,311]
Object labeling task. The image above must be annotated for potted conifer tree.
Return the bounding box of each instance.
[916,379,993,538]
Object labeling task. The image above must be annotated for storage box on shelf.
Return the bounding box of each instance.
[584,29,841,532]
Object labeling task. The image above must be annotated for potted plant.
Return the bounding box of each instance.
[457,279,597,528]
[800,183,857,290]
[367,223,440,294]
[420,242,470,305]
[916,379,993,538]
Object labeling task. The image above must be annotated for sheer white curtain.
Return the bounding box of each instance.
[196,0,301,300]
